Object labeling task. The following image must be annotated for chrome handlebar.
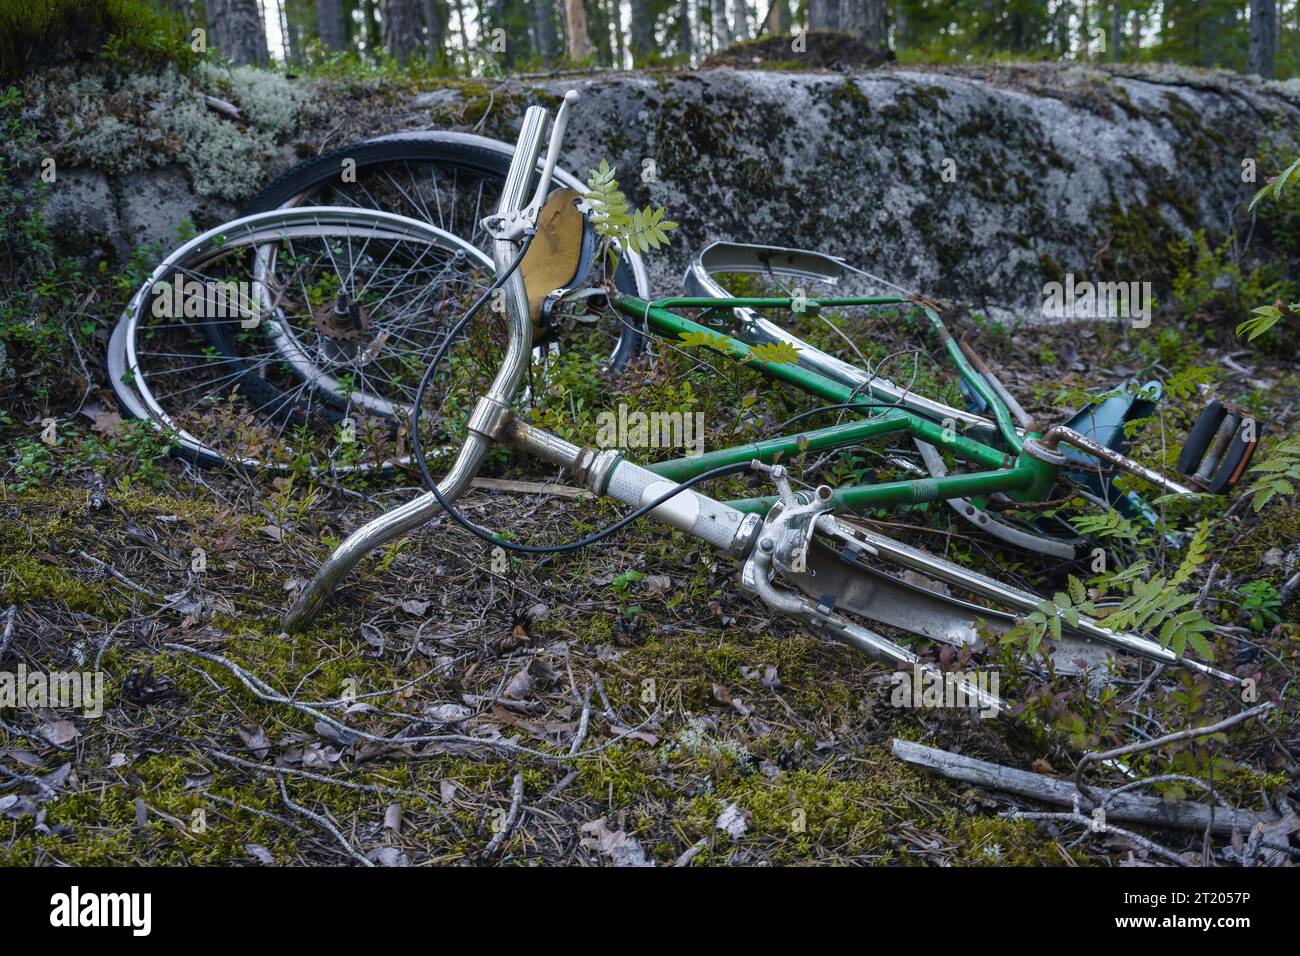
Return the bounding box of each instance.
[483,89,580,242]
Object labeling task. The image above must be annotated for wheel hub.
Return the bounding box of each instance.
[314,295,371,342]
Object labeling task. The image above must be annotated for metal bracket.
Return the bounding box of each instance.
[482,90,580,242]
[749,461,835,575]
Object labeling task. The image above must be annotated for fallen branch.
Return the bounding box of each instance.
[470,477,591,499]
[199,93,241,119]
[1075,702,1275,804]
[1004,807,1190,866]
[278,778,373,867]
[77,550,156,598]
[891,738,1275,835]
[481,772,524,858]
[167,642,659,762]
[205,748,465,839]
[0,605,15,660]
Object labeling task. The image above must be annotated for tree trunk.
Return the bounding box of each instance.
[678,0,691,58]
[279,0,301,64]
[1080,0,1090,60]
[532,0,559,64]
[380,0,423,61]
[630,0,654,64]
[450,0,471,68]
[1109,2,1121,61]
[711,0,729,48]
[730,0,748,41]
[808,0,838,31]
[610,0,626,66]
[207,0,269,65]
[317,0,346,50]
[564,0,592,60]
[763,0,790,35]
[587,0,611,63]
[838,0,884,48]
[420,0,444,62]
[1248,0,1277,78]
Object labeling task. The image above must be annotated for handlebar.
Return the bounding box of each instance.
[483,90,580,243]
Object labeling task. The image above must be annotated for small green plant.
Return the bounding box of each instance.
[1237,580,1282,634]
[1005,520,1217,660]
[582,160,677,269]
[1245,435,1300,512]
[1238,145,1300,343]
[611,568,645,622]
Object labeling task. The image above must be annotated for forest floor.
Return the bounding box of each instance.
[2,289,1298,866]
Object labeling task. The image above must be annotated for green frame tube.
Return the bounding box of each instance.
[609,293,1057,519]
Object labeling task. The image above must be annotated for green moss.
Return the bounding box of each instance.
[0,552,127,617]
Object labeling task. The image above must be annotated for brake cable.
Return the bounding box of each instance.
[409,236,753,555]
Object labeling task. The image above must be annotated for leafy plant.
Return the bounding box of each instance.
[1238,147,1300,343]
[581,160,677,268]
[1249,152,1300,211]
[1003,575,1092,657]
[1097,521,1216,659]
[1245,435,1300,512]
[1237,299,1299,342]
[1005,521,1217,661]
[1237,581,1282,634]
[1068,510,1142,542]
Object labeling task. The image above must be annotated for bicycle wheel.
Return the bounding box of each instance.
[241,131,648,369]
[111,207,505,474]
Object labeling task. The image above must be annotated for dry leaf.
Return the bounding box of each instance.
[237,725,272,760]
[38,720,79,746]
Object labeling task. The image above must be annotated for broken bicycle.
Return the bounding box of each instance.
[109,91,1262,705]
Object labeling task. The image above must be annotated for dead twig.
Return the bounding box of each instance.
[0,605,16,660]
[482,772,525,858]
[76,550,157,598]
[891,738,1274,835]
[277,777,373,867]
[166,643,659,763]
[1003,804,1190,866]
[205,748,466,839]
[1075,702,1275,805]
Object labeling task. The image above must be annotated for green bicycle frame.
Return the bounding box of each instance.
[610,293,1057,516]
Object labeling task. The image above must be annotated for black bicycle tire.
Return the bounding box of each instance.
[241,135,645,365]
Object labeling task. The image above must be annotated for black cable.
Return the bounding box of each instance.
[410,235,756,555]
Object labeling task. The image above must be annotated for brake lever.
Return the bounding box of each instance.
[483,89,580,242]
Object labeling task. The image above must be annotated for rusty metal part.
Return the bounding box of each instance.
[1041,425,1195,496]
[313,296,371,342]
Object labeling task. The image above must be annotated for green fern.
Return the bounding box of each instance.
[746,341,801,365]
[1069,510,1142,542]
[1097,521,1216,659]
[677,329,741,355]
[582,160,677,264]
[1163,365,1218,402]
[1008,523,1217,662]
[1246,435,1300,512]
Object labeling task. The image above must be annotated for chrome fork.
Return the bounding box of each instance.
[283,97,572,632]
